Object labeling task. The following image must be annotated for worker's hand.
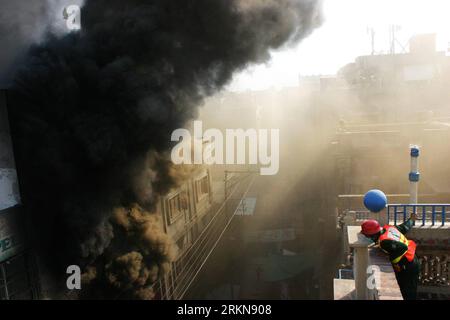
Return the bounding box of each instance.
[410,213,417,221]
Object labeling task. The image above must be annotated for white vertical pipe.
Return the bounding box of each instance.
[409,146,420,204]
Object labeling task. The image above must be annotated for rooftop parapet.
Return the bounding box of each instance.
[334,226,403,300]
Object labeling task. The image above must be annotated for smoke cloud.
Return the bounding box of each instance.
[0,0,84,85]
[4,0,323,299]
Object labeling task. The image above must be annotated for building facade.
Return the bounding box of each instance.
[0,90,40,300]
[152,167,214,299]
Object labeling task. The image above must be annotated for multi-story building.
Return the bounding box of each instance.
[0,87,253,300]
[153,167,214,299]
[0,90,40,299]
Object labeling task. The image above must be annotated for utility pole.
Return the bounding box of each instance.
[224,171,228,200]
[367,27,375,55]
[390,25,396,55]
[389,25,403,55]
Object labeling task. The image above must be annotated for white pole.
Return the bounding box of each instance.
[409,146,420,204]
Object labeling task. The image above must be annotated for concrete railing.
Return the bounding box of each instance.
[347,226,374,299]
[346,226,403,300]
[337,204,449,300]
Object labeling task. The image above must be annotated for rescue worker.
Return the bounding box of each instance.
[361,213,420,300]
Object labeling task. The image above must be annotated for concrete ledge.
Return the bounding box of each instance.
[369,248,403,300]
[333,279,356,300]
[347,226,372,299]
[412,224,450,229]
[378,294,403,300]
[347,226,373,247]
[410,227,450,241]
[345,226,403,300]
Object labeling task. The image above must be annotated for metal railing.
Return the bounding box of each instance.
[353,210,373,221]
[387,204,450,227]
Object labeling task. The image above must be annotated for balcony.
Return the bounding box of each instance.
[335,204,450,300]
[334,226,403,300]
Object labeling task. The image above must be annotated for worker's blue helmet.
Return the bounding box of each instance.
[363,189,387,213]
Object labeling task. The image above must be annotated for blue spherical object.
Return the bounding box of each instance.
[363,190,387,213]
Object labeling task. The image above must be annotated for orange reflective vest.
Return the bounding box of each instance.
[379,225,416,271]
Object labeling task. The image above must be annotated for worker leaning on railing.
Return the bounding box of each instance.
[361,213,420,300]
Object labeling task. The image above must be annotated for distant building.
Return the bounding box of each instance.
[336,34,450,123]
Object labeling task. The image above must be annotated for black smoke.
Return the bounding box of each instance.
[0,0,84,85]
[4,0,323,299]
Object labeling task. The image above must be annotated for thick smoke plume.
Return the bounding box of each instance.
[0,0,84,85]
[4,0,323,299]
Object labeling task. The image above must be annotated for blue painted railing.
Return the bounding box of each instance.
[387,204,450,227]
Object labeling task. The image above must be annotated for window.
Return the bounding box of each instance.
[195,176,209,202]
[167,191,188,225]
[176,235,186,253]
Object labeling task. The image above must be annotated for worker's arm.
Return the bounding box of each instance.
[396,213,417,235]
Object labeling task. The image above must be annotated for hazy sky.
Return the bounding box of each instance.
[229,0,450,91]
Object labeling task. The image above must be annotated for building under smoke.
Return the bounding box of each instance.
[0,90,40,299]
